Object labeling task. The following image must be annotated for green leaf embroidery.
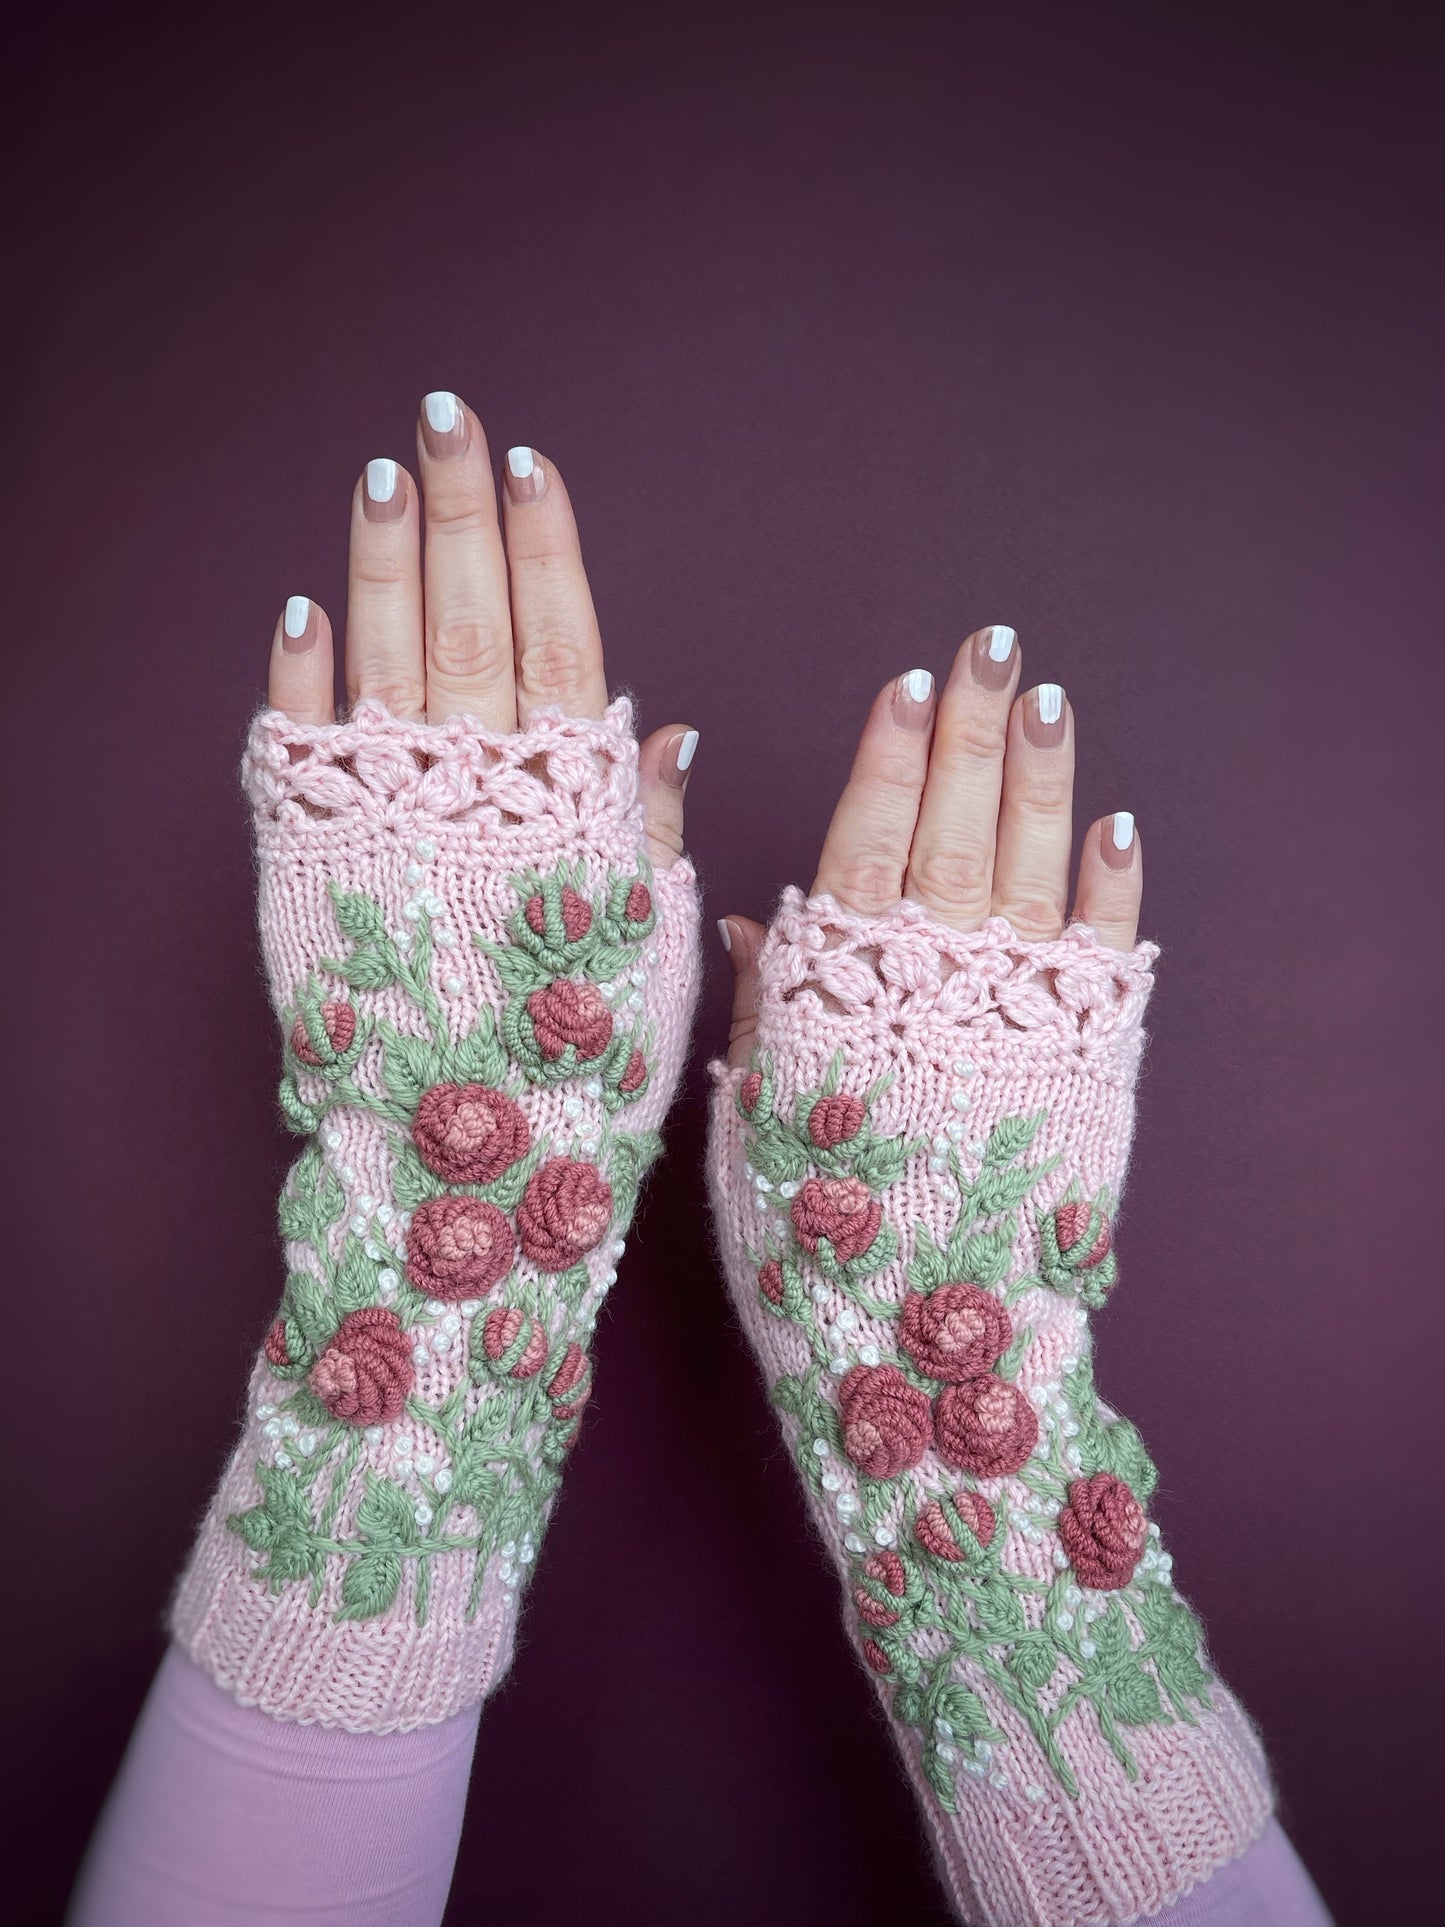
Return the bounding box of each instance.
[338,1548,403,1620]
[355,1474,420,1546]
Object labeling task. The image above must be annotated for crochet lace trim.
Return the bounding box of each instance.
[759,890,1158,1055]
[243,697,641,835]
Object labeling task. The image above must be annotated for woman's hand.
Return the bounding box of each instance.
[720,628,1142,1062]
[265,393,697,868]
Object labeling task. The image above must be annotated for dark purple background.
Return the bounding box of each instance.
[11,9,1442,1923]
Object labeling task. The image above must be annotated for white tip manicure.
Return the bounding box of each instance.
[283,596,311,640]
[424,391,459,433]
[903,668,934,702]
[507,446,535,478]
[716,918,733,953]
[988,625,1016,661]
[1038,682,1064,725]
[676,728,700,773]
[1112,811,1136,850]
[366,457,398,502]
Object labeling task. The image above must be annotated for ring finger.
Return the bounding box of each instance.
[990,683,1075,938]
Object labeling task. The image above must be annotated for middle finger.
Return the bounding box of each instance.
[416,392,516,728]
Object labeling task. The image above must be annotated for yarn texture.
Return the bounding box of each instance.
[171,698,700,1732]
[708,889,1273,1927]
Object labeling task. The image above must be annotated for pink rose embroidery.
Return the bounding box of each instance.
[898,1284,1011,1383]
[837,1364,933,1479]
[1059,1473,1148,1591]
[526,979,613,1062]
[808,1094,865,1149]
[481,1306,549,1380]
[518,1159,613,1271]
[525,887,593,942]
[792,1177,883,1264]
[308,1307,412,1426]
[412,1084,530,1185]
[1055,1201,1112,1270]
[290,1000,356,1067]
[406,1195,515,1302]
[914,1490,997,1563]
[934,1375,1039,1478]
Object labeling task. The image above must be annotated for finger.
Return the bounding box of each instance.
[904,624,1020,930]
[267,596,335,723]
[416,393,516,729]
[1072,813,1143,951]
[990,683,1075,939]
[719,916,766,1068]
[346,459,425,719]
[501,448,609,724]
[638,725,699,870]
[813,670,936,912]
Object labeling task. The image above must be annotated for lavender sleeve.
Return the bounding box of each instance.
[68,1647,1330,1927]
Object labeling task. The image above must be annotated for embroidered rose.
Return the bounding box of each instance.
[899,1284,1011,1383]
[914,1490,997,1563]
[623,881,652,923]
[263,1318,293,1369]
[290,1000,356,1067]
[758,1259,785,1307]
[412,1084,530,1185]
[854,1549,908,1627]
[808,1093,866,1150]
[481,1306,548,1379]
[934,1375,1038,1477]
[1055,1201,1112,1270]
[1059,1472,1148,1591]
[738,1071,763,1115]
[548,1342,592,1420]
[838,1364,933,1479]
[518,1159,613,1271]
[308,1307,412,1426]
[406,1195,515,1301]
[525,887,592,942]
[619,1049,648,1095]
[526,979,613,1062]
[792,1177,883,1264]
[861,1639,893,1675]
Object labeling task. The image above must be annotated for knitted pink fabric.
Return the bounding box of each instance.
[708,889,1274,1927]
[171,697,700,1732]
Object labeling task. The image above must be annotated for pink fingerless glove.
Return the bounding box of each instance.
[708,891,1273,1927]
[171,699,700,1732]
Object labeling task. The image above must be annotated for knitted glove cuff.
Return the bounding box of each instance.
[171,699,700,1732]
[708,891,1272,1927]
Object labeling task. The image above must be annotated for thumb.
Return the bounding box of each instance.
[638,725,699,869]
[717,915,766,1067]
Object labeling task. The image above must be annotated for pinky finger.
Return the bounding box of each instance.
[1071,813,1143,951]
[638,724,699,870]
[719,915,765,1067]
[267,596,335,723]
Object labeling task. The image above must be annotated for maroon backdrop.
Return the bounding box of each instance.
[11,9,1442,1923]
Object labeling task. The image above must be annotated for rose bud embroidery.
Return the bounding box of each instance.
[1059,1472,1148,1591]
[308,1307,413,1427]
[290,1000,356,1067]
[898,1283,1011,1383]
[480,1306,549,1380]
[619,1049,648,1095]
[525,887,593,942]
[934,1375,1039,1478]
[861,1639,893,1675]
[838,1364,933,1479]
[526,979,613,1062]
[738,1070,764,1116]
[518,1159,613,1272]
[412,1084,530,1185]
[406,1195,515,1302]
[854,1549,908,1627]
[263,1319,293,1369]
[758,1259,786,1307]
[792,1176,883,1264]
[1055,1201,1112,1270]
[913,1489,997,1563]
[808,1093,865,1150]
[623,880,652,923]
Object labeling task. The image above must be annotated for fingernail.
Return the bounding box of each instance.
[717,917,734,953]
[363,458,405,523]
[1023,682,1067,749]
[504,446,546,504]
[893,668,935,732]
[970,624,1017,690]
[1102,811,1136,869]
[421,391,467,460]
[281,595,315,653]
[663,728,700,788]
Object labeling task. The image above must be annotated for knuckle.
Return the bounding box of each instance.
[350,553,411,591]
[941,711,1009,763]
[357,677,426,718]
[429,617,510,685]
[908,842,991,910]
[828,854,905,915]
[520,633,591,703]
[996,890,1067,939]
